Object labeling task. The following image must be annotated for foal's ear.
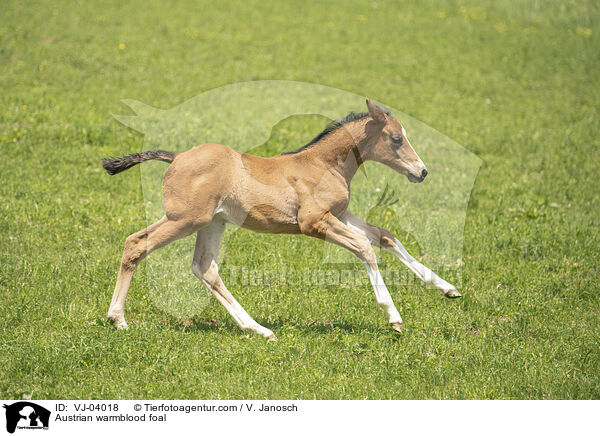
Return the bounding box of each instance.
[366,99,386,124]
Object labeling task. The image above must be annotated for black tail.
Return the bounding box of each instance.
[101,149,177,175]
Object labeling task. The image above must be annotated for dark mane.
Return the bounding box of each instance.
[281,104,392,155]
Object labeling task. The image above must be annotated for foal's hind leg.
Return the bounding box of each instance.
[191,217,276,340]
[342,211,461,297]
[107,216,198,329]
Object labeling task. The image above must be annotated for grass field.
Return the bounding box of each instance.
[1,0,599,399]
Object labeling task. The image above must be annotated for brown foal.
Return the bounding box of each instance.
[103,100,460,340]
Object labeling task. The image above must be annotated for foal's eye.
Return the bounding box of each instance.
[391,136,403,147]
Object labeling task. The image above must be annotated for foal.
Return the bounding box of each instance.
[103,100,460,340]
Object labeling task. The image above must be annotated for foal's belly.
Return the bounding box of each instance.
[239,205,301,234]
[217,189,301,234]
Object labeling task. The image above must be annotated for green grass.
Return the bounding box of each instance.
[1,0,599,399]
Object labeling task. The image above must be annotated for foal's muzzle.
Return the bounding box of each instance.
[408,167,428,183]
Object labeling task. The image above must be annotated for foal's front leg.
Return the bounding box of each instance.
[299,211,403,331]
[342,211,461,298]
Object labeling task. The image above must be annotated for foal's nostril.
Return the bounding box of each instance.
[421,168,428,179]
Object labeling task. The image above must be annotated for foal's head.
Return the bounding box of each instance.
[364,100,428,183]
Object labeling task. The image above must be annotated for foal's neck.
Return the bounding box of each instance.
[306,119,371,183]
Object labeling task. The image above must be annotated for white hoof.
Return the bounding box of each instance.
[115,321,129,330]
[107,312,128,329]
[390,321,403,333]
[244,324,275,339]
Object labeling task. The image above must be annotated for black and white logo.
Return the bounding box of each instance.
[3,402,50,433]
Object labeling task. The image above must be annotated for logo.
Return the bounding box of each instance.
[3,402,50,433]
